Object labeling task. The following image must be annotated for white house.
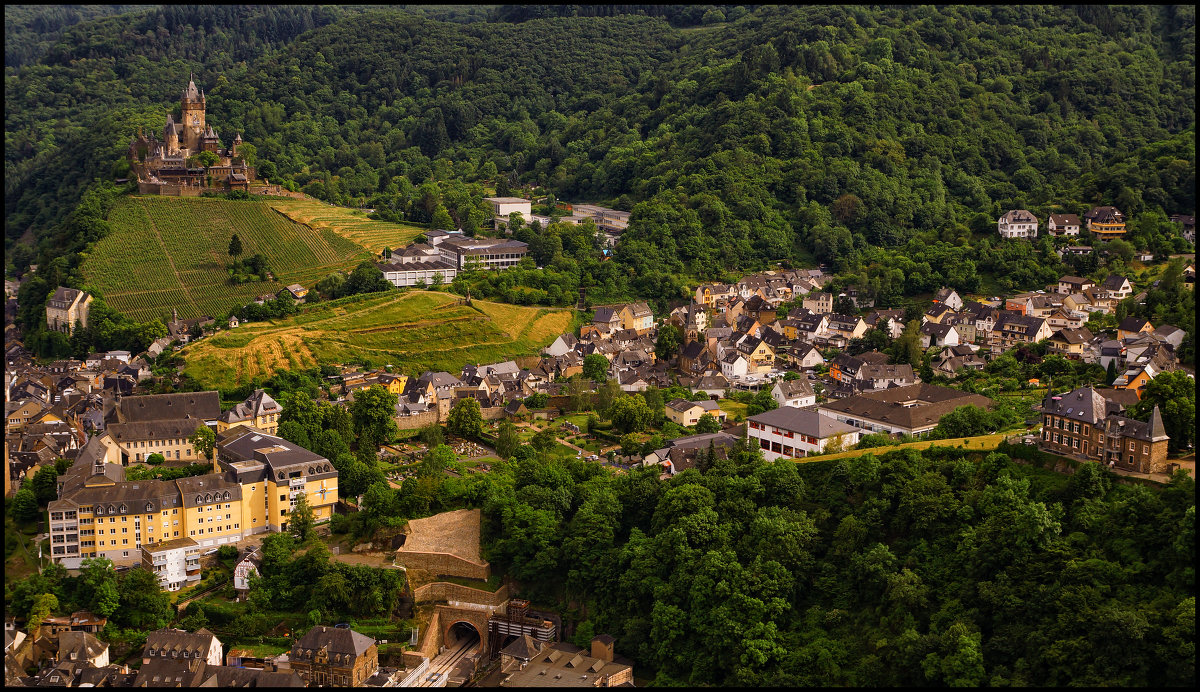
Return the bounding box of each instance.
[770,379,816,408]
[233,547,261,601]
[1047,213,1081,236]
[541,333,578,358]
[140,537,201,592]
[746,407,860,460]
[998,209,1038,239]
[720,352,748,379]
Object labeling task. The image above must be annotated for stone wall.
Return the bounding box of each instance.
[395,410,440,430]
[394,551,490,581]
[414,610,440,660]
[481,406,506,422]
[413,582,510,608]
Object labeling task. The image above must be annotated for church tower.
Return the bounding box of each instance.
[180,74,206,152]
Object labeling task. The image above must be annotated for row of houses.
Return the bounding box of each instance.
[6,621,413,688]
[997,206,1130,239]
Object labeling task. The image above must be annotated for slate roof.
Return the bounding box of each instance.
[821,384,993,431]
[1039,386,1111,425]
[293,625,375,658]
[749,407,858,438]
[107,392,220,425]
[773,379,814,399]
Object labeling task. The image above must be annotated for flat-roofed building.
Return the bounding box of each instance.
[141,537,201,591]
[439,237,529,271]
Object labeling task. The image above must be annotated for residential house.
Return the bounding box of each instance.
[232,547,261,601]
[141,537,201,591]
[216,389,281,435]
[1046,213,1081,236]
[1099,274,1134,301]
[747,407,860,459]
[829,351,889,385]
[143,628,223,667]
[1168,213,1195,244]
[998,209,1038,239]
[865,309,905,339]
[990,312,1051,350]
[542,333,578,358]
[818,383,994,437]
[920,322,961,349]
[826,313,868,340]
[802,292,833,314]
[1083,206,1126,238]
[1038,386,1169,473]
[770,379,816,408]
[782,341,825,370]
[694,283,737,308]
[1057,275,1096,295]
[664,399,727,427]
[289,625,379,687]
[1116,316,1154,341]
[933,344,986,376]
[498,635,633,688]
[932,287,964,311]
[1047,327,1095,359]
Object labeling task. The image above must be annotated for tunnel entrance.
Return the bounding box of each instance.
[446,621,481,649]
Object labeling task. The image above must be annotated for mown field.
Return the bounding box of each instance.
[268,198,427,254]
[82,196,372,322]
[181,290,572,391]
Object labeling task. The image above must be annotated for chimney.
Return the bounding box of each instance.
[590,635,615,663]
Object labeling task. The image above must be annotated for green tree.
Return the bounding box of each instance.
[116,567,171,629]
[80,557,120,617]
[13,488,40,522]
[420,444,456,477]
[350,384,399,450]
[189,425,216,463]
[1131,370,1195,452]
[419,423,445,448]
[583,354,609,382]
[27,592,59,630]
[530,428,557,454]
[30,464,60,505]
[289,492,316,543]
[609,394,653,433]
[146,453,165,466]
[655,324,681,360]
[496,420,520,459]
[431,205,455,231]
[695,413,722,434]
[228,233,243,258]
[446,397,483,439]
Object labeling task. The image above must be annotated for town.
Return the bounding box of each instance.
[4,5,1196,689]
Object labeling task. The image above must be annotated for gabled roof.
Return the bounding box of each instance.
[294,626,375,658]
[749,407,857,438]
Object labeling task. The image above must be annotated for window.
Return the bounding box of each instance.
[1128,441,1135,451]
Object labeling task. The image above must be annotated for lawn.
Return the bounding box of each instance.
[82,196,372,322]
[181,290,572,391]
[4,515,43,585]
[718,399,749,421]
[810,433,1010,463]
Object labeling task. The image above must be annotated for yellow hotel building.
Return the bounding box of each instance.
[48,427,337,569]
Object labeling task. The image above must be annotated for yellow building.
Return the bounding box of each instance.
[217,389,283,435]
[217,427,339,531]
[46,287,93,335]
[48,426,338,569]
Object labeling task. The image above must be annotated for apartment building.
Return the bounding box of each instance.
[141,537,201,591]
[438,237,529,270]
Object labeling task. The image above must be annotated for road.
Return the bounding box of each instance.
[415,636,479,687]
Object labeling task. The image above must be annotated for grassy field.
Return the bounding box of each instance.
[267,198,427,254]
[807,433,1010,463]
[181,290,572,390]
[83,196,372,322]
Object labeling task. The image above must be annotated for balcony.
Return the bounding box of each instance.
[289,477,306,489]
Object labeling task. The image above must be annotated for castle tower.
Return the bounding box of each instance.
[180,73,206,152]
[164,114,180,155]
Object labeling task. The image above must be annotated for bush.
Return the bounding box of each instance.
[217,544,238,560]
[146,453,165,465]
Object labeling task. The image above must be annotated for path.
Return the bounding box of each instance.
[140,198,201,315]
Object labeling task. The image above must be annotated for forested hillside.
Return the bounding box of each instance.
[5,5,1196,335]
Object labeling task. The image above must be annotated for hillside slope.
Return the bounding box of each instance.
[81,196,371,322]
[181,290,571,390]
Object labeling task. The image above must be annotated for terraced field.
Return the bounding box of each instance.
[267,198,427,254]
[181,291,572,391]
[83,196,371,322]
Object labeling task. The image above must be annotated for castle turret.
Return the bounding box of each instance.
[181,73,206,151]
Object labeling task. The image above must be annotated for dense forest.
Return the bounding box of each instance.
[349,434,1196,686]
[4,5,1195,341]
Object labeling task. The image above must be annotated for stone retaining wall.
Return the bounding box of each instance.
[413,582,510,607]
[394,551,490,580]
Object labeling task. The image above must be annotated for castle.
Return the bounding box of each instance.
[128,75,256,195]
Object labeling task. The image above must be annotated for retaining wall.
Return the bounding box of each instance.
[394,551,490,581]
[413,582,510,608]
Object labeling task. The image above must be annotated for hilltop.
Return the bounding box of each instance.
[180,290,571,391]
